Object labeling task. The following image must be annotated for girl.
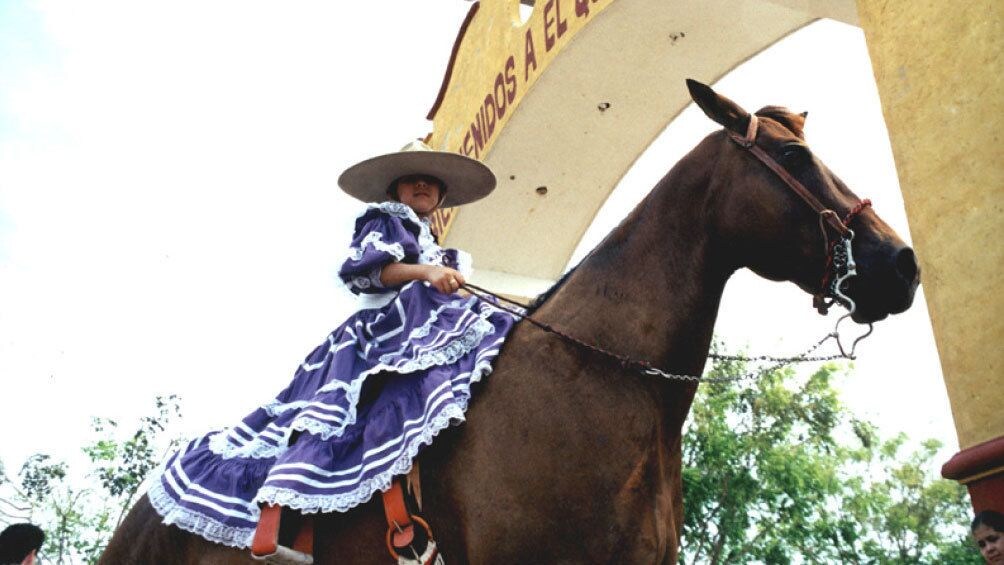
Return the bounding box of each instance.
[973,510,1004,564]
[147,141,517,560]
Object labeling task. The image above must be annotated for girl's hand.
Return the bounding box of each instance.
[424,266,465,294]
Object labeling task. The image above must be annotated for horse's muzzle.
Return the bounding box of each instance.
[848,244,920,323]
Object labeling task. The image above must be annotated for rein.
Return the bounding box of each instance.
[463,282,866,385]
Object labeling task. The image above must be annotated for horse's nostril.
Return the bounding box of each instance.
[896,247,919,283]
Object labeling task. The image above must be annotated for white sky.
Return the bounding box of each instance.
[0,2,956,478]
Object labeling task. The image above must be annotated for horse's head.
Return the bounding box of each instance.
[685,79,919,323]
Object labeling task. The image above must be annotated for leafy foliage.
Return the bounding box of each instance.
[18,455,68,503]
[679,358,980,564]
[0,395,182,564]
[83,395,183,523]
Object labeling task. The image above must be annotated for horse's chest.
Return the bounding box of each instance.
[604,453,676,560]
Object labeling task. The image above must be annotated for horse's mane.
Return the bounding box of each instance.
[755,105,806,139]
[527,264,580,314]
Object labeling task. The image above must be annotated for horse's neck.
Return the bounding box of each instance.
[535,154,727,398]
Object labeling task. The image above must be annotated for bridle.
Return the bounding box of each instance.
[725,114,872,317]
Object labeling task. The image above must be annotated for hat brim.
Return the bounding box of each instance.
[338,150,496,208]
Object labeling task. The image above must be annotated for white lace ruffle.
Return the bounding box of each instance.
[377,297,470,361]
[334,258,394,308]
[147,464,258,549]
[369,202,455,270]
[344,226,405,293]
[207,432,289,460]
[380,317,495,371]
[288,413,344,441]
[209,303,499,459]
[304,314,495,442]
[255,401,470,514]
[263,399,309,417]
[347,230,406,262]
[254,353,498,514]
[372,202,436,250]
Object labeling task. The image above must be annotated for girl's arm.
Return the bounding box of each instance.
[380,262,465,294]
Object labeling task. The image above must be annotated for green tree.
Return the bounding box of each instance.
[834,434,979,564]
[83,394,183,528]
[0,395,182,564]
[680,358,979,565]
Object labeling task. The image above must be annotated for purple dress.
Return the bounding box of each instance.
[148,202,518,548]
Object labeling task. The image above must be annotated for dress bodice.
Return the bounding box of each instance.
[338,202,471,309]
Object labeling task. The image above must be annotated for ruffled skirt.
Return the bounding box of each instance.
[148,282,517,548]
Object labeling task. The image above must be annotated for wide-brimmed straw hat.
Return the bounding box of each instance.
[338,140,496,208]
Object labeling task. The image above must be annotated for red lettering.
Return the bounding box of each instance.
[483,93,497,139]
[555,0,568,39]
[478,102,487,144]
[493,74,507,120]
[431,209,452,234]
[466,59,520,161]
[544,0,557,51]
[462,131,474,156]
[504,55,517,104]
[524,29,537,80]
[575,0,589,17]
[471,116,484,159]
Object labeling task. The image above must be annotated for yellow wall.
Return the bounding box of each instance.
[856,1,1003,448]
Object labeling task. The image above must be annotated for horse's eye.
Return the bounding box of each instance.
[781,144,811,167]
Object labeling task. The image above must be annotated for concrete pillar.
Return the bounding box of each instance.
[855,0,1003,510]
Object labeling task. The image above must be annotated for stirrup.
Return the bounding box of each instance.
[383,474,444,564]
[251,545,314,565]
[395,539,444,565]
[251,504,314,565]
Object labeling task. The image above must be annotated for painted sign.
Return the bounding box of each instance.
[426,0,614,237]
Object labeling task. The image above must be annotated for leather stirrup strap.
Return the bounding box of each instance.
[252,505,314,561]
[251,504,282,557]
[382,479,416,548]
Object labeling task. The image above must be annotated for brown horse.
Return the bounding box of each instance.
[100,80,919,564]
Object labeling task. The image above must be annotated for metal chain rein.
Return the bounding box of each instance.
[461,282,855,384]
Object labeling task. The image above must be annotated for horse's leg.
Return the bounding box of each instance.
[101,495,256,565]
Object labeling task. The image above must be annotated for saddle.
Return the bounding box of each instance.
[250,463,442,565]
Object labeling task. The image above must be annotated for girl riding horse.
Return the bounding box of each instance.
[145,141,518,562]
[101,80,920,564]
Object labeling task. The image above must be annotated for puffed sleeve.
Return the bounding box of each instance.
[338,207,422,294]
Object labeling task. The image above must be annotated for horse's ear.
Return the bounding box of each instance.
[686,79,750,135]
[792,111,808,136]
